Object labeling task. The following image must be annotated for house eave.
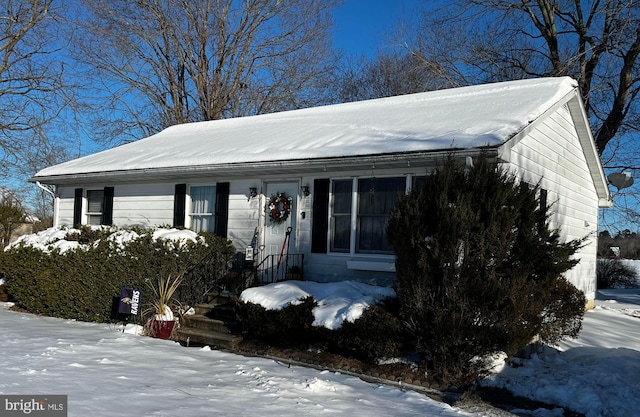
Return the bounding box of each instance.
[29,148,499,185]
[498,86,612,207]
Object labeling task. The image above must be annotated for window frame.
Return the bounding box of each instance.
[187,184,217,233]
[329,178,355,253]
[85,189,104,226]
[328,175,414,256]
[355,176,406,254]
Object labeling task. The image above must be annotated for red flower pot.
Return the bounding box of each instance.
[152,319,175,339]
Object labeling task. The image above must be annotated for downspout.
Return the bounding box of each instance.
[35,181,59,228]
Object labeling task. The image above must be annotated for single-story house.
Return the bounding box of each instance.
[30,77,611,306]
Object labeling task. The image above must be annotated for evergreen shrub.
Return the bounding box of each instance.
[0,227,235,322]
[236,296,317,347]
[0,200,25,249]
[327,298,403,363]
[237,294,404,363]
[387,155,586,386]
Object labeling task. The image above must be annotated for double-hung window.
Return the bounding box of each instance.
[86,190,104,226]
[330,180,353,252]
[74,187,113,226]
[330,177,406,255]
[357,177,405,253]
[189,185,216,233]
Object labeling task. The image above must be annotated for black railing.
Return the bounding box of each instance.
[178,249,236,306]
[255,253,304,284]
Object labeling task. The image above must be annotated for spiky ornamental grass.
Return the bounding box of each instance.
[146,272,185,319]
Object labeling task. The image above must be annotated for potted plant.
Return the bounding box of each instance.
[144,272,184,339]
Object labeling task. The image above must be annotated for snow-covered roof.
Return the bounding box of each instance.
[34,77,583,181]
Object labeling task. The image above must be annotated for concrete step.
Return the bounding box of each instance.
[182,314,234,333]
[175,327,243,350]
[206,304,237,322]
[205,291,238,306]
[195,302,237,320]
[195,303,217,315]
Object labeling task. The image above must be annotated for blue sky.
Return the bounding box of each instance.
[332,0,423,56]
[70,1,425,161]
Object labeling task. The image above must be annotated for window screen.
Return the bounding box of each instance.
[356,177,405,254]
[86,190,104,226]
[190,186,216,233]
[330,179,353,252]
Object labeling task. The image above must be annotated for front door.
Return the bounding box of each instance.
[261,182,298,282]
[264,182,298,258]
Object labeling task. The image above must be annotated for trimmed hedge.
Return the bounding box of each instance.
[0,226,235,322]
[236,296,318,347]
[237,295,404,363]
[326,298,403,363]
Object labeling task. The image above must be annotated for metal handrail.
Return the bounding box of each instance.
[255,253,304,284]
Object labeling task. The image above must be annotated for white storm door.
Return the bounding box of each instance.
[264,182,298,258]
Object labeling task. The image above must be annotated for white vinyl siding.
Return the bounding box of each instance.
[501,104,599,300]
[56,183,177,228]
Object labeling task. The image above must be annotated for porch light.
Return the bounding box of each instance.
[301,185,310,197]
[249,187,258,198]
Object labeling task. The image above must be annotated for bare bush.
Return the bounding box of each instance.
[597,259,639,289]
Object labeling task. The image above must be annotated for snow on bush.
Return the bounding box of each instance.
[240,280,396,330]
[619,259,640,286]
[7,226,82,253]
[2,226,234,322]
[6,226,200,254]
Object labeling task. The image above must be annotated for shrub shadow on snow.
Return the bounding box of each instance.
[597,288,640,305]
[484,344,640,417]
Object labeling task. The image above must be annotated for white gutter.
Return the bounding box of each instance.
[35,181,55,198]
[29,148,501,185]
[35,181,59,228]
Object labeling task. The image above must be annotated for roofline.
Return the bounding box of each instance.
[29,148,499,185]
[565,92,612,207]
[499,86,611,207]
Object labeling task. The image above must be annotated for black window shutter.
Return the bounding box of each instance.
[101,186,114,226]
[173,184,187,227]
[311,179,330,253]
[73,188,83,227]
[215,182,230,237]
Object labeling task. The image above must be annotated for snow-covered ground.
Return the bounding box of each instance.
[1,285,640,417]
[482,288,640,417]
[2,229,639,416]
[0,300,470,417]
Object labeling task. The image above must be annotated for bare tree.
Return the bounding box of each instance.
[337,51,441,103]
[0,0,68,174]
[0,0,75,223]
[408,0,640,156]
[16,123,72,221]
[73,0,341,145]
[400,0,640,232]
